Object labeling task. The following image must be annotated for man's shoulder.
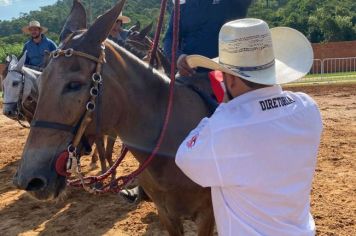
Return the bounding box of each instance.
[23,39,32,46]
[42,35,56,44]
[283,90,318,108]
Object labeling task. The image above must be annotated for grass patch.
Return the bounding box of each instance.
[305,71,356,78]
[294,72,356,84]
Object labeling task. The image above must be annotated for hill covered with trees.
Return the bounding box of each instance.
[1,0,355,62]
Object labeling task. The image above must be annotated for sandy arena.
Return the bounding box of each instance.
[0,83,355,236]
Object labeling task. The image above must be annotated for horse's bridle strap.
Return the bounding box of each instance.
[51,48,105,64]
[31,121,75,133]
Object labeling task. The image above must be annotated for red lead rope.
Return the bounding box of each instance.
[121,0,180,182]
[68,0,180,193]
[149,0,168,66]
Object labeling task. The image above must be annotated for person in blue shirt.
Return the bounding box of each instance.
[163,0,252,76]
[108,13,132,46]
[22,21,57,71]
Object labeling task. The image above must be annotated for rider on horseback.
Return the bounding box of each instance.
[21,21,57,71]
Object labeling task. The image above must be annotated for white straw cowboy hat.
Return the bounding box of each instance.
[116,12,131,24]
[22,20,48,34]
[186,18,313,85]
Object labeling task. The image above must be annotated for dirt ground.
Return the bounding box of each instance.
[0,83,355,236]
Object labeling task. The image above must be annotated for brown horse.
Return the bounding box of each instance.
[14,1,214,235]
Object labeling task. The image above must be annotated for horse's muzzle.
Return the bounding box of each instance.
[3,103,18,118]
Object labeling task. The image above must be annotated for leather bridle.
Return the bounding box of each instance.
[30,45,106,180]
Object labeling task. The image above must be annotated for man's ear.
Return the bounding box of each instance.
[224,73,238,96]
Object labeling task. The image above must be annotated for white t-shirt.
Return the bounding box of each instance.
[176,85,323,236]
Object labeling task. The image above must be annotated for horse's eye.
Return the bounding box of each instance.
[65,82,83,93]
[12,81,20,87]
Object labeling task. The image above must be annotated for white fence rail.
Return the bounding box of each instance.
[295,57,356,83]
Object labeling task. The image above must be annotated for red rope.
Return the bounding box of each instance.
[67,146,128,187]
[149,0,168,65]
[107,0,180,191]
[122,0,180,179]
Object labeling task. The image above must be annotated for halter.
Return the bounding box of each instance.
[31,46,106,190]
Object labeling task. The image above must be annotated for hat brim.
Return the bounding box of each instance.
[22,26,48,34]
[186,27,313,85]
[117,15,131,24]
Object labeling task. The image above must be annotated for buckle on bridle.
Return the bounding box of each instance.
[52,50,60,59]
[90,87,99,97]
[67,144,77,155]
[65,48,74,57]
[86,101,95,111]
[92,73,102,83]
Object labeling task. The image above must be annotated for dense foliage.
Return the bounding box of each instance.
[249,0,356,43]
[0,0,355,62]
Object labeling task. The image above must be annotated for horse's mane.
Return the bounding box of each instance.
[104,40,171,84]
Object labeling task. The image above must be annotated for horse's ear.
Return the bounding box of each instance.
[138,22,153,39]
[10,55,18,64]
[83,0,126,47]
[5,55,11,64]
[59,0,87,43]
[16,52,26,70]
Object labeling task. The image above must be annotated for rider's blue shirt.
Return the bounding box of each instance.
[22,35,57,68]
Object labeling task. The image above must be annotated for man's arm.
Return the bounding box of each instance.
[176,118,223,187]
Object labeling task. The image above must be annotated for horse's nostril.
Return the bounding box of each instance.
[26,178,47,191]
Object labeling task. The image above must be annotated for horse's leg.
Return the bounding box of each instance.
[197,207,215,236]
[90,147,98,169]
[95,137,107,174]
[105,135,116,180]
[157,207,184,236]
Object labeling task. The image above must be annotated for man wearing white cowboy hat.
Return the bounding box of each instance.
[22,20,57,70]
[108,12,132,46]
[176,18,323,235]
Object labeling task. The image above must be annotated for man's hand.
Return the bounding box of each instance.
[177,54,196,77]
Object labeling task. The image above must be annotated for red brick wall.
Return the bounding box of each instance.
[312,41,356,73]
[312,41,356,59]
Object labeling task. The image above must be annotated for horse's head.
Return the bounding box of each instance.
[2,53,26,119]
[2,52,40,122]
[124,22,154,58]
[14,0,127,200]
[124,22,171,74]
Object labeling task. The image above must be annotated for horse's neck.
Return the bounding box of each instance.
[23,67,40,93]
[103,44,210,157]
